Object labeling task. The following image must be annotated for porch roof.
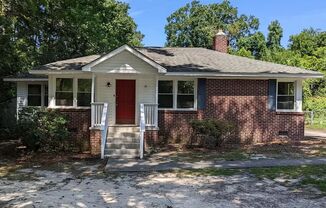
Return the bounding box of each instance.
[26,45,322,78]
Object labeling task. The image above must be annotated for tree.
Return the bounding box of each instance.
[236,32,268,59]
[289,28,326,56]
[267,20,283,51]
[165,0,259,48]
[0,0,143,124]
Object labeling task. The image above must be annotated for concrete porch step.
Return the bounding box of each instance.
[108,126,140,133]
[107,137,140,143]
[104,149,140,157]
[105,143,140,149]
[107,132,140,138]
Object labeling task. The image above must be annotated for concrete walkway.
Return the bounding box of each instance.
[305,129,326,138]
[105,157,326,172]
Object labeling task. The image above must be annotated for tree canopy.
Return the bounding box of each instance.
[0,0,143,102]
[165,0,259,48]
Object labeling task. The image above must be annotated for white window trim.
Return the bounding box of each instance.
[27,84,48,107]
[276,80,298,112]
[53,77,92,109]
[158,78,197,111]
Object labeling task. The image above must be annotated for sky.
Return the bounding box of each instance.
[121,0,326,47]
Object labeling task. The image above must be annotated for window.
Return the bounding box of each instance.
[56,78,73,106]
[77,79,92,106]
[158,80,196,109]
[158,81,173,108]
[28,85,42,106]
[277,82,295,110]
[177,81,194,108]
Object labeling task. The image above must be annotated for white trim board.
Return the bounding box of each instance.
[82,45,167,73]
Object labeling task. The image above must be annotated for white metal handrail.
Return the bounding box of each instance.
[139,103,158,159]
[143,103,158,127]
[91,102,105,128]
[100,103,109,159]
[139,104,145,159]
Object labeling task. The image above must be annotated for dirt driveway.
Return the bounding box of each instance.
[0,160,325,208]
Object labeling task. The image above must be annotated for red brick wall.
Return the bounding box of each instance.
[57,109,91,151]
[158,110,203,144]
[144,130,159,148]
[90,129,101,155]
[158,79,304,144]
[205,79,304,143]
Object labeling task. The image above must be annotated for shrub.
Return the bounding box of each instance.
[304,96,326,111]
[17,107,71,152]
[190,119,236,148]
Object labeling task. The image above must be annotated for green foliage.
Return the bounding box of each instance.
[303,97,326,111]
[190,119,236,147]
[0,0,143,125]
[236,32,268,59]
[17,108,71,152]
[165,0,259,48]
[267,20,283,51]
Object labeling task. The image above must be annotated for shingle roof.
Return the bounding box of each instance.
[135,47,322,75]
[29,46,322,77]
[3,72,48,81]
[34,55,100,71]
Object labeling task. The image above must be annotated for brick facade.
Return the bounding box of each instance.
[58,79,304,151]
[57,109,91,152]
[144,130,159,148]
[90,129,101,155]
[158,79,304,144]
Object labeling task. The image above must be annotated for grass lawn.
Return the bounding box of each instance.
[173,165,326,194]
[249,165,326,194]
[152,137,326,162]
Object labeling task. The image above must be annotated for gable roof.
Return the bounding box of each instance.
[136,47,323,77]
[82,45,166,73]
[29,44,323,78]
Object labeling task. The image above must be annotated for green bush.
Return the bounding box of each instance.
[17,107,71,152]
[190,119,236,148]
[304,96,326,111]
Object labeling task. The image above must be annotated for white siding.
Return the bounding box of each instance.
[92,50,158,74]
[17,82,28,109]
[95,74,157,125]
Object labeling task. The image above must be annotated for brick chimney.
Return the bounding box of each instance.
[213,29,228,53]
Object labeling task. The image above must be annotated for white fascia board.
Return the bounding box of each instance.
[30,70,91,75]
[164,72,324,79]
[81,45,167,73]
[3,78,48,82]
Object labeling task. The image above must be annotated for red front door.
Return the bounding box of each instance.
[116,80,136,124]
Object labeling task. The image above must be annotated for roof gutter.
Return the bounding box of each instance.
[30,70,91,75]
[3,78,48,82]
[164,72,324,79]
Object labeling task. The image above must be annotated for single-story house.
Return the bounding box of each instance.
[4,31,323,159]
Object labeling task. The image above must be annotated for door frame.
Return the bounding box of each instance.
[115,79,137,125]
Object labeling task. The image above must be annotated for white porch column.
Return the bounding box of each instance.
[295,79,303,112]
[48,75,56,108]
[91,73,96,103]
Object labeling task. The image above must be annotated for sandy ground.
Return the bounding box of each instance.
[0,161,325,208]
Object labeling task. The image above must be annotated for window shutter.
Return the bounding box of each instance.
[197,78,206,110]
[268,79,277,111]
